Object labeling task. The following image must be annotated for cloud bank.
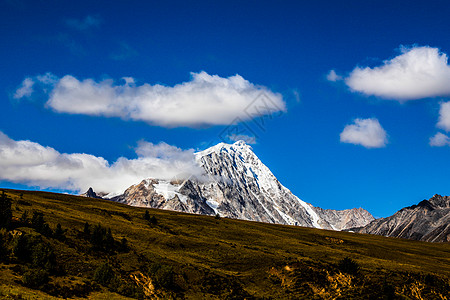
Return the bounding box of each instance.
[15,71,285,128]
[340,118,388,148]
[345,46,450,101]
[0,131,203,195]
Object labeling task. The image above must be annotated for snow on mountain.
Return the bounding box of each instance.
[106,140,374,230]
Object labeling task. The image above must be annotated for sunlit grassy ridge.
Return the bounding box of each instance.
[0,189,449,299]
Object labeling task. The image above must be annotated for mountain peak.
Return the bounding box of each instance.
[196,140,252,157]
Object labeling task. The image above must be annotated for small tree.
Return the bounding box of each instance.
[338,257,360,276]
[144,210,150,221]
[19,211,29,224]
[0,191,12,229]
[149,216,157,225]
[54,223,65,241]
[31,212,53,237]
[83,222,91,236]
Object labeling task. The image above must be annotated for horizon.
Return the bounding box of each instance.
[3,0,450,218]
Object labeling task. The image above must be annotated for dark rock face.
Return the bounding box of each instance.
[350,195,450,242]
[81,187,103,199]
[108,141,375,231]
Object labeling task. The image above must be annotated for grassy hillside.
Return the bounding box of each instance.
[0,189,449,299]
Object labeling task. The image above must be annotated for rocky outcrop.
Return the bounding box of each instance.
[349,194,450,242]
[80,187,103,199]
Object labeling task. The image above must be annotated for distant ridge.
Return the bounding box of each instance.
[349,194,450,242]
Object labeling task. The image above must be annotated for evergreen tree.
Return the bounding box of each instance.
[83,222,91,236]
[0,191,12,229]
[54,223,65,241]
[144,210,150,221]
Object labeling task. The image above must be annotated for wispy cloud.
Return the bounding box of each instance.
[14,77,34,99]
[65,15,102,31]
[110,42,138,60]
[0,131,203,195]
[15,71,286,128]
[437,101,450,131]
[340,118,388,148]
[429,132,450,147]
[345,46,450,101]
[227,134,256,144]
[326,70,342,82]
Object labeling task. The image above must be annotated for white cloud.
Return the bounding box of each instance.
[14,78,34,99]
[345,46,450,101]
[227,134,256,144]
[340,118,388,148]
[65,15,102,30]
[326,70,342,82]
[19,71,285,128]
[429,132,450,147]
[0,131,204,195]
[437,101,450,131]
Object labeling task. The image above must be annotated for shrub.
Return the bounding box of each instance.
[31,212,53,237]
[0,228,8,261]
[149,216,157,225]
[22,268,50,288]
[13,234,32,261]
[13,234,57,271]
[338,257,360,276]
[31,241,56,270]
[144,210,150,221]
[119,237,129,252]
[151,263,175,290]
[90,224,115,251]
[93,262,115,286]
[0,191,12,229]
[19,211,29,224]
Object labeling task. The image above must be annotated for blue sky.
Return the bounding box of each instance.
[2,0,450,217]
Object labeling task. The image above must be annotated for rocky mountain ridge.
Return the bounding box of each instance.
[87,141,375,231]
[349,194,450,242]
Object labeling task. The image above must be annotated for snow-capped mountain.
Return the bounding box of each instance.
[108,141,374,230]
[349,194,450,242]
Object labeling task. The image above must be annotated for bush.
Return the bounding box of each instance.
[93,262,115,286]
[149,216,157,225]
[13,234,57,271]
[151,263,175,290]
[22,268,50,288]
[31,212,53,237]
[90,224,115,251]
[0,229,8,261]
[338,257,360,276]
[0,191,12,229]
[31,241,56,270]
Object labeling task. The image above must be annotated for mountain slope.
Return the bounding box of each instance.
[350,194,450,242]
[1,189,450,300]
[112,141,374,230]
